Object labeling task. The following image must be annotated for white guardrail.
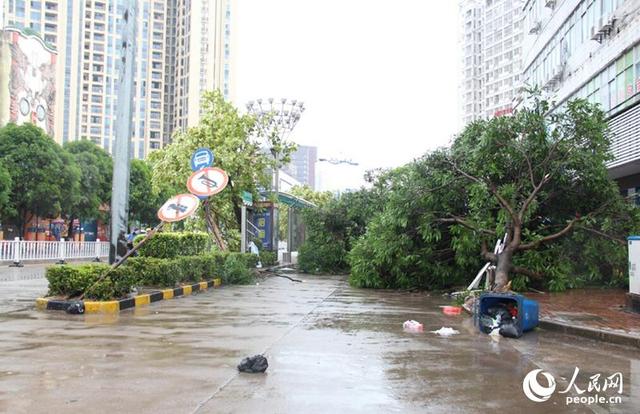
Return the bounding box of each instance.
[0,238,109,265]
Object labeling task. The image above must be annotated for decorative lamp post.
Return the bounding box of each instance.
[246,98,305,252]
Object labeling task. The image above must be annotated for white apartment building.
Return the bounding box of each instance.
[3,0,234,158]
[460,0,485,125]
[460,0,525,126]
[521,0,640,191]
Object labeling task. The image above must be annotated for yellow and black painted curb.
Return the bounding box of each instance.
[36,278,222,314]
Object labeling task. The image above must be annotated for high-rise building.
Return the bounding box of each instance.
[283,145,317,190]
[163,0,235,143]
[2,0,234,158]
[460,0,485,125]
[521,0,640,191]
[459,0,525,125]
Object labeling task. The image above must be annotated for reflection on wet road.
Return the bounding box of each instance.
[0,275,638,413]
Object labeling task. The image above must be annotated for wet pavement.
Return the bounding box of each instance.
[0,275,639,413]
[0,264,50,313]
[528,289,640,338]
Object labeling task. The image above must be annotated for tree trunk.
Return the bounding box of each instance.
[494,248,513,290]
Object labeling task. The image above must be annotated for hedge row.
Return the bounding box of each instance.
[46,252,259,301]
[134,232,210,258]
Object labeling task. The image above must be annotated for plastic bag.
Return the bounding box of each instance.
[238,355,269,373]
[431,327,460,336]
[403,320,424,332]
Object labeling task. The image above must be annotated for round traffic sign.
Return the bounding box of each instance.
[157,194,200,222]
[191,148,214,171]
[186,167,229,198]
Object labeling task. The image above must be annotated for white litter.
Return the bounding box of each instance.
[431,327,460,336]
[403,320,424,332]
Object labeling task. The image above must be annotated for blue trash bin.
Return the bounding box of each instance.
[476,292,539,335]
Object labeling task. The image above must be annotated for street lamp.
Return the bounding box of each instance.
[246,98,305,252]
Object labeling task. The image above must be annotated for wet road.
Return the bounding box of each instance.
[0,275,638,413]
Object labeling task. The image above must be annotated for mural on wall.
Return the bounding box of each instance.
[0,28,57,136]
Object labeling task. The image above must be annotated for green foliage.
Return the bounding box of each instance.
[45,252,257,300]
[129,159,167,227]
[221,253,254,285]
[348,155,479,289]
[0,123,80,234]
[63,139,112,224]
[298,189,379,274]
[46,264,134,300]
[134,232,210,258]
[0,160,11,216]
[259,250,278,267]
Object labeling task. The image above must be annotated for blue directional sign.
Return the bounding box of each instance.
[190,148,214,171]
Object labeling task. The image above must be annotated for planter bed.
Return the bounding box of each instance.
[36,278,222,314]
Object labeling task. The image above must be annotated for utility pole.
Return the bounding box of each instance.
[109,1,137,263]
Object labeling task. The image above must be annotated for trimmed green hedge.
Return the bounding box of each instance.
[46,252,257,301]
[134,232,210,258]
[259,251,278,267]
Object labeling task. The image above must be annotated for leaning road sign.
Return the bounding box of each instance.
[186,167,229,198]
[157,194,200,222]
[191,147,214,171]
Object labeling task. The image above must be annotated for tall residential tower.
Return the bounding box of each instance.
[459,0,525,126]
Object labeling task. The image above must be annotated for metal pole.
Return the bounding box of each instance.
[109,1,138,264]
[273,153,279,253]
[241,205,247,253]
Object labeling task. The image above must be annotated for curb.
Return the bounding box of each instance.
[539,319,640,349]
[36,278,222,314]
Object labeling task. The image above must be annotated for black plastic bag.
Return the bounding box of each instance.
[238,355,268,373]
[499,322,522,338]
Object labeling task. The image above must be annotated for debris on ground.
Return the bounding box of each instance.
[441,305,462,315]
[238,355,268,373]
[431,327,460,336]
[402,320,424,332]
[65,302,84,314]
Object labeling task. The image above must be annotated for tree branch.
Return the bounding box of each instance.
[437,216,496,236]
[576,226,627,245]
[481,239,497,262]
[518,173,551,222]
[518,218,578,251]
[447,159,518,223]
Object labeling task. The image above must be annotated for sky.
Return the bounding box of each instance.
[233,0,461,191]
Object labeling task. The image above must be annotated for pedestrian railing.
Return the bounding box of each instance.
[0,238,109,266]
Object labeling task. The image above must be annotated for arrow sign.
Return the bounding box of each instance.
[186,167,229,198]
[157,193,200,222]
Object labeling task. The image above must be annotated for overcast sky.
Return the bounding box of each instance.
[233,0,461,191]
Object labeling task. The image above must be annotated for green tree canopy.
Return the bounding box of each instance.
[0,160,12,218]
[129,158,167,228]
[63,139,113,232]
[0,123,80,235]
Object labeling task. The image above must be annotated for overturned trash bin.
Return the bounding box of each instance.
[475,293,539,338]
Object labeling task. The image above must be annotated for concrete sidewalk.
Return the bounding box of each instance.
[528,289,640,347]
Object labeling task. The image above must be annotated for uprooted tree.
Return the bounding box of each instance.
[345,95,638,291]
[439,96,638,290]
